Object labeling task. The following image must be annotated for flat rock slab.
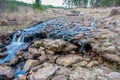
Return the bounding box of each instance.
[31,39,77,52]
[56,54,83,67]
[30,64,59,80]
[69,66,120,80]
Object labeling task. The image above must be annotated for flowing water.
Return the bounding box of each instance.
[87,0,91,8]
[0,16,96,78]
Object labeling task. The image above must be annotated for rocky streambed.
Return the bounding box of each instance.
[0,13,120,80]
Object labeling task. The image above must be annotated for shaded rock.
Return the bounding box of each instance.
[56,54,83,67]
[23,59,39,71]
[30,64,59,80]
[38,54,49,63]
[24,52,33,60]
[15,51,24,56]
[0,53,7,58]
[9,56,19,65]
[0,43,5,48]
[102,53,120,64]
[56,67,71,76]
[0,66,14,79]
[52,75,67,80]
[18,74,26,80]
[110,8,120,16]
[0,19,8,26]
[0,47,6,53]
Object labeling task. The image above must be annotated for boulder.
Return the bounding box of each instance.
[23,59,39,71]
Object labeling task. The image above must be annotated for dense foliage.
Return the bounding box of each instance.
[64,0,120,8]
[32,0,47,11]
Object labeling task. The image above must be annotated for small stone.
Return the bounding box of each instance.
[103,42,112,47]
[86,38,97,43]
[87,61,99,68]
[18,74,26,80]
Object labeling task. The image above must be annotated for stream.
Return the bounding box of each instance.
[0,16,96,78]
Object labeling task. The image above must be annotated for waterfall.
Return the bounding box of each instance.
[12,33,17,42]
[87,0,91,8]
